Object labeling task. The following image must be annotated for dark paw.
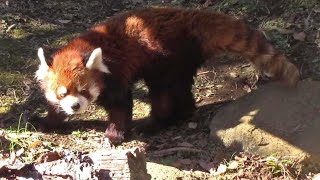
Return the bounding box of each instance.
[105,123,125,144]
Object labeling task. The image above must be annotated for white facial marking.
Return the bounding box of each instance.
[57,86,67,96]
[60,95,89,115]
[35,48,49,81]
[45,90,59,104]
[85,48,110,74]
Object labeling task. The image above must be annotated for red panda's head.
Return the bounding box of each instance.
[35,47,109,115]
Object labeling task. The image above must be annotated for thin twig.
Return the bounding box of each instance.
[6,24,16,33]
[197,71,213,76]
[304,9,314,31]
[150,147,208,157]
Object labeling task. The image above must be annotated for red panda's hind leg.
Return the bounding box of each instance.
[171,82,195,121]
[142,75,195,134]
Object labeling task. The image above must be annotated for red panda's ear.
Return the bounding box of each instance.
[38,48,49,69]
[85,48,110,73]
[36,48,50,81]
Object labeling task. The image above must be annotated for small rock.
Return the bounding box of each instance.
[188,122,197,129]
[293,32,306,41]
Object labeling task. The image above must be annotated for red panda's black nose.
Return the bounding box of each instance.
[71,103,80,111]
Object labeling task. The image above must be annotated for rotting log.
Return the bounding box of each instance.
[0,148,150,180]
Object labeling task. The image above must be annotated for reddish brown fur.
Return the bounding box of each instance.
[46,47,104,98]
[39,7,299,143]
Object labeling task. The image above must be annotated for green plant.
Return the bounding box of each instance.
[263,155,295,178]
[72,130,82,136]
[5,113,39,160]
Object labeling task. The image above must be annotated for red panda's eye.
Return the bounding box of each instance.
[57,86,68,98]
[80,90,87,95]
[59,93,66,98]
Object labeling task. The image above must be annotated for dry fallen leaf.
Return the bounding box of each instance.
[243,85,251,93]
[15,148,25,157]
[228,160,238,170]
[28,140,43,149]
[229,72,238,78]
[9,151,16,164]
[293,32,306,41]
[36,151,61,163]
[234,154,248,162]
[210,164,227,176]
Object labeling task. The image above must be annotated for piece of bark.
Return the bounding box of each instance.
[0,148,150,180]
[87,148,150,180]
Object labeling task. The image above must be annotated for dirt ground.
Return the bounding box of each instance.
[1,0,320,179]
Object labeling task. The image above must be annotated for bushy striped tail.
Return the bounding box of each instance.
[194,13,300,86]
[226,21,300,86]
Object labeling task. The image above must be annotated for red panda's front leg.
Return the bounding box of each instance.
[105,106,133,143]
[100,88,133,143]
[43,102,68,129]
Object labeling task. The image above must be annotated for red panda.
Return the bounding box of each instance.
[36,7,300,143]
